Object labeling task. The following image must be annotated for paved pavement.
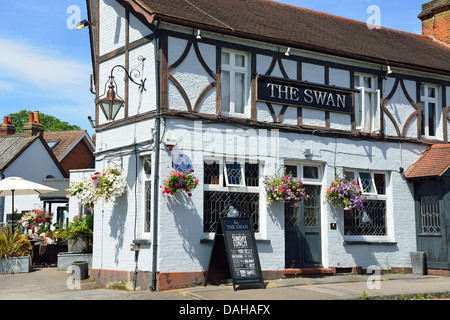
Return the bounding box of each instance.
[1,267,450,302]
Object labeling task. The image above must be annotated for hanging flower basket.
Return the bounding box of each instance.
[19,209,45,230]
[161,169,199,197]
[326,176,366,211]
[66,167,127,208]
[263,174,309,207]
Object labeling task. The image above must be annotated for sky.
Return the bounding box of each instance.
[0,1,426,137]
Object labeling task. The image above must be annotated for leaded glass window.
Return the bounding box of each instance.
[203,159,260,233]
[420,195,441,235]
[343,170,388,236]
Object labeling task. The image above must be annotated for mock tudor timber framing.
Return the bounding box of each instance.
[92,1,450,148]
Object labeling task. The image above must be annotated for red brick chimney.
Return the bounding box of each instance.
[23,111,44,138]
[419,0,450,45]
[0,116,16,136]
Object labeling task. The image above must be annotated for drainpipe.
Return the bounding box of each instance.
[150,18,161,292]
[0,172,4,223]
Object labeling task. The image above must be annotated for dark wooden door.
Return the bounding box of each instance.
[285,185,322,268]
[415,180,449,269]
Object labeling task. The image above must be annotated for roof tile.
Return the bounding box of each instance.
[127,0,450,73]
[404,144,450,179]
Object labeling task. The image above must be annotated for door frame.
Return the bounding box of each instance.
[283,162,323,268]
[414,178,449,270]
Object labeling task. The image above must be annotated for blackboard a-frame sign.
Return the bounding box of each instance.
[204,217,265,291]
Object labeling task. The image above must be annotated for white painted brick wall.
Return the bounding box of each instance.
[93,11,442,277]
[99,0,126,56]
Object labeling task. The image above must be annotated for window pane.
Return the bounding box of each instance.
[284,165,298,178]
[303,166,319,179]
[344,200,386,235]
[354,75,360,87]
[429,102,435,136]
[234,72,245,114]
[221,70,230,113]
[364,76,372,89]
[144,180,151,233]
[359,172,374,193]
[221,51,230,65]
[374,174,385,195]
[420,86,424,97]
[204,191,259,232]
[355,92,362,128]
[225,162,243,185]
[363,92,372,130]
[343,171,355,181]
[204,161,220,185]
[421,101,425,135]
[235,54,245,67]
[428,87,436,98]
[420,195,440,235]
[245,163,259,187]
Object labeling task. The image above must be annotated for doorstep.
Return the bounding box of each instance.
[284,267,334,277]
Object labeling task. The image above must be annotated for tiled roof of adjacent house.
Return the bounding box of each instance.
[0,134,37,170]
[404,144,450,179]
[122,0,450,74]
[43,130,92,161]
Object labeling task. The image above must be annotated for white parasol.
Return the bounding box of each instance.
[0,177,58,230]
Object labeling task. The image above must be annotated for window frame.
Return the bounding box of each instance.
[283,162,323,186]
[141,156,152,239]
[419,195,441,236]
[354,73,381,133]
[342,170,391,241]
[220,48,251,118]
[203,157,263,239]
[223,161,246,187]
[420,84,440,138]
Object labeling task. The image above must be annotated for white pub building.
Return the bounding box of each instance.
[84,0,450,290]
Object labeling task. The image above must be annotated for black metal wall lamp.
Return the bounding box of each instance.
[97,56,147,121]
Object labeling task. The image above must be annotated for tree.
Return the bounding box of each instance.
[8,110,81,132]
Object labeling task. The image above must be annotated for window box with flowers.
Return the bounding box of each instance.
[161,169,199,197]
[326,176,366,211]
[263,174,309,207]
[66,167,127,209]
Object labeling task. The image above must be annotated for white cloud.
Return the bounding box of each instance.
[0,38,90,88]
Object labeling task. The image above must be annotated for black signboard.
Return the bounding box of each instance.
[204,217,265,291]
[257,75,358,114]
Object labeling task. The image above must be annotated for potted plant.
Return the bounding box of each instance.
[55,214,93,253]
[161,169,199,197]
[0,225,33,274]
[55,215,94,271]
[326,176,366,210]
[263,174,309,207]
[66,166,127,209]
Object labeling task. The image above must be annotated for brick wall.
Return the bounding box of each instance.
[419,0,450,45]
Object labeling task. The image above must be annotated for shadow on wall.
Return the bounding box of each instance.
[109,197,127,266]
[168,192,210,270]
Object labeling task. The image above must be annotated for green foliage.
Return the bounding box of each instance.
[0,225,32,258]
[8,110,81,132]
[55,215,94,253]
